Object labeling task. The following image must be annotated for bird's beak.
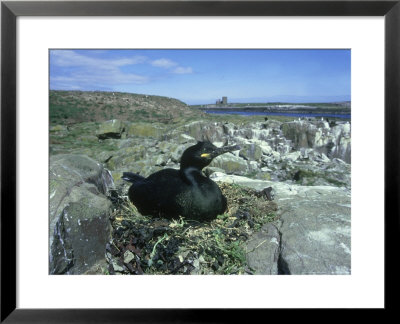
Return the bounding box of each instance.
[211,144,241,158]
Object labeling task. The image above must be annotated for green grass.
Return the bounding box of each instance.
[50,104,81,122]
[50,90,201,125]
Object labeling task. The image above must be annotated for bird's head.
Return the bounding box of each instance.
[180,141,240,170]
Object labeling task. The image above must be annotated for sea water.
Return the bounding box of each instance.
[205,110,351,119]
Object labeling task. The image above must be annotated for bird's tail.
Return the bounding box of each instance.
[122,172,145,183]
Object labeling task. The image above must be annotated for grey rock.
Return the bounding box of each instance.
[50,154,113,229]
[170,144,190,163]
[96,119,124,139]
[50,193,112,274]
[246,223,280,275]
[210,173,351,275]
[222,122,237,136]
[239,143,263,161]
[49,154,114,274]
[284,151,301,162]
[111,260,125,273]
[50,117,352,275]
[276,187,351,275]
[182,120,226,142]
[281,120,351,163]
[210,153,249,175]
[178,133,197,144]
[281,121,316,148]
[124,251,135,264]
[203,166,226,177]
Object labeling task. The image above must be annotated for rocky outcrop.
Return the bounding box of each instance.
[210,173,351,275]
[49,117,352,275]
[51,118,352,186]
[277,188,351,275]
[281,120,351,163]
[56,119,351,187]
[49,154,114,274]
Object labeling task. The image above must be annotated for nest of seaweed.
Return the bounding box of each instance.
[106,182,278,275]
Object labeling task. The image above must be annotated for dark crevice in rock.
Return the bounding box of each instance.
[97,132,122,140]
[278,253,291,275]
[276,227,291,275]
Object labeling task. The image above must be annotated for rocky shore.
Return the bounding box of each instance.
[49,117,351,275]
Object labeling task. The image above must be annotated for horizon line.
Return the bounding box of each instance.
[49,89,351,105]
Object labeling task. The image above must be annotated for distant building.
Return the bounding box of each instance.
[216,96,228,105]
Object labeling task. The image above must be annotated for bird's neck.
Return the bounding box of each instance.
[180,166,203,185]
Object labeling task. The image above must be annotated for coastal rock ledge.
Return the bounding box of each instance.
[49,154,114,274]
[211,173,351,275]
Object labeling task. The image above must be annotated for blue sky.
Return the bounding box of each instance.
[50,49,351,104]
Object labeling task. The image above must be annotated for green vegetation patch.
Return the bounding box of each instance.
[293,169,347,187]
[49,90,204,125]
[105,183,278,275]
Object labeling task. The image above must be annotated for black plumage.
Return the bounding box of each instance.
[122,141,240,221]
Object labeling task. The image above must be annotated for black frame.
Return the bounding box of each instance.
[1,0,399,322]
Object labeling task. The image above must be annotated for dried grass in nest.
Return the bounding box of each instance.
[106,182,278,275]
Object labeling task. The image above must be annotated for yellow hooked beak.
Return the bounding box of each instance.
[200,153,211,158]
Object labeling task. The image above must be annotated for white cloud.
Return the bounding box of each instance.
[50,50,150,89]
[50,50,147,68]
[50,50,193,91]
[151,58,193,74]
[151,58,178,68]
[173,66,193,74]
[51,70,149,89]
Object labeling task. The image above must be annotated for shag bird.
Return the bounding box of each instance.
[122,141,240,221]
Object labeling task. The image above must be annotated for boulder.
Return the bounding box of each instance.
[276,186,351,274]
[96,119,124,139]
[210,173,351,275]
[281,121,316,148]
[49,154,114,274]
[105,142,148,172]
[182,120,225,142]
[284,151,301,162]
[50,186,112,274]
[239,143,263,161]
[222,122,237,136]
[210,153,249,175]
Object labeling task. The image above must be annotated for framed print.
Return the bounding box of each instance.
[1,0,399,321]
